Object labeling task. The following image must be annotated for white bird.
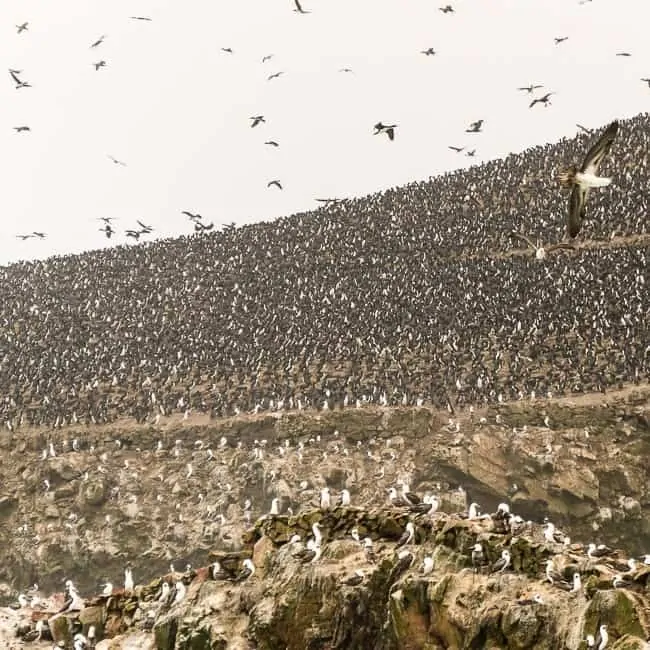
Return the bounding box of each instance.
[101,582,113,596]
[597,624,609,649]
[270,498,280,515]
[235,559,256,581]
[174,581,186,603]
[468,503,480,519]
[124,567,134,591]
[491,550,511,573]
[339,489,351,506]
[158,582,170,602]
[421,556,434,575]
[320,487,331,510]
[312,522,323,547]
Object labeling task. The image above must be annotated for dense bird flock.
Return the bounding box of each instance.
[0,114,648,430]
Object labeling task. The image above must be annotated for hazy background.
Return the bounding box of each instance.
[1,0,648,265]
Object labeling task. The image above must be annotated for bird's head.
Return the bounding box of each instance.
[557,165,577,187]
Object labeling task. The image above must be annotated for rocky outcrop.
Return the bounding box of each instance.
[0,386,648,599]
[9,506,650,649]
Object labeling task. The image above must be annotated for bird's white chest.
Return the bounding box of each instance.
[575,171,612,188]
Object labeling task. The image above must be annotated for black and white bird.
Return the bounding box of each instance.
[90,35,106,48]
[529,92,555,108]
[557,120,618,238]
[490,550,511,574]
[363,537,377,563]
[234,559,255,582]
[439,5,454,13]
[421,48,436,56]
[93,60,107,71]
[421,556,434,575]
[517,594,544,606]
[395,522,415,549]
[13,126,30,132]
[554,36,568,44]
[373,122,397,140]
[471,543,484,572]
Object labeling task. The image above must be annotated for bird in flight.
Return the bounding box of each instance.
[421,48,436,56]
[315,198,341,205]
[576,124,593,135]
[16,234,34,240]
[554,36,568,44]
[466,150,476,157]
[221,47,234,54]
[294,0,310,13]
[182,211,203,222]
[99,224,115,238]
[529,92,554,108]
[466,120,483,133]
[90,35,106,48]
[448,146,464,153]
[339,68,354,73]
[267,72,284,81]
[250,115,265,128]
[616,52,632,57]
[32,231,46,239]
[373,122,397,140]
[9,69,31,89]
[107,155,126,166]
[557,120,619,238]
[511,233,574,260]
[439,5,454,13]
[264,141,279,147]
[13,126,30,133]
[517,84,543,93]
[125,229,142,240]
[93,61,107,71]
[137,220,153,233]
[130,16,152,21]
[267,180,283,190]
[641,78,650,87]
[16,22,29,34]
[194,221,214,232]
[262,54,274,63]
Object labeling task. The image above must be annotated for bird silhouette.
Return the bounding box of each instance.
[267,72,284,81]
[262,54,274,63]
[16,22,29,34]
[448,146,464,153]
[13,126,30,133]
[294,0,310,13]
[264,141,279,147]
[421,48,436,56]
[373,122,397,140]
[130,16,152,21]
[554,36,568,44]
[439,5,454,13]
[107,155,126,166]
[466,120,483,133]
[250,115,265,128]
[93,61,107,71]
[267,180,283,190]
[517,84,543,93]
[90,35,106,48]
[529,92,555,108]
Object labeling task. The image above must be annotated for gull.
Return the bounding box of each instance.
[320,487,331,509]
[14,126,30,132]
[596,625,608,649]
[16,22,29,34]
[339,67,354,73]
[529,92,555,108]
[90,35,106,48]
[125,229,141,239]
[137,219,153,233]
[421,556,434,575]
[32,231,46,238]
[545,559,564,583]
[221,47,233,54]
[554,36,568,44]
[338,489,351,506]
[107,154,126,166]
[439,5,454,13]
[99,224,114,238]
[616,52,631,57]
[194,221,214,232]
[364,537,377,563]
[264,140,279,147]
[466,149,476,157]
[130,16,152,21]
[448,146,464,153]
[471,543,484,572]
[641,78,650,87]
[517,84,543,93]
[182,211,202,221]
[293,0,310,13]
[262,54,274,63]
[250,115,265,128]
[576,124,594,135]
[466,120,483,133]
[612,574,632,589]
[558,120,618,238]
[235,559,255,582]
[373,122,397,140]
[93,60,107,71]
[517,594,544,605]
[267,72,284,81]
[9,69,24,86]
[511,233,574,260]
[174,581,186,603]
[421,48,436,56]
[101,582,113,596]
[267,180,283,190]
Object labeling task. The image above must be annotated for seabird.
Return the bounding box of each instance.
[395,522,415,549]
[174,581,186,603]
[262,54,274,63]
[101,582,113,596]
[545,558,564,583]
[270,498,280,515]
[373,122,397,140]
[130,16,152,21]
[511,233,574,260]
[364,537,377,563]
[529,92,555,108]
[90,35,106,48]
[267,180,283,190]
[312,523,323,547]
[439,5,454,13]
[468,503,480,520]
[99,224,114,238]
[490,550,511,574]
[576,123,594,135]
[421,48,436,56]
[250,115,265,128]
[124,566,134,591]
[466,120,483,133]
[221,47,233,54]
[554,36,568,44]
[264,141,279,147]
[16,22,29,34]
[448,146,464,153]
[471,543,484,572]
[597,625,608,649]
[293,0,310,13]
[296,539,321,563]
[557,120,619,238]
[421,556,434,575]
[210,561,227,580]
[342,569,364,586]
[338,489,351,507]
[612,574,632,589]
[400,483,421,505]
[93,60,107,71]
[107,154,126,166]
[235,559,256,582]
[319,487,331,509]
[616,52,631,57]
[59,581,84,613]
[641,78,650,87]
[517,84,543,93]
[13,125,30,133]
[267,72,284,81]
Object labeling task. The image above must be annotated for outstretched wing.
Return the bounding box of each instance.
[579,121,618,174]
[511,233,537,251]
[567,184,587,238]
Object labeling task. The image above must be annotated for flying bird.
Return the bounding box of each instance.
[250,115,265,128]
[194,221,214,232]
[466,120,483,133]
[267,72,284,81]
[125,230,142,239]
[221,47,234,54]
[421,48,436,56]
[13,126,30,133]
[107,155,126,166]
[373,122,397,140]
[439,5,454,13]
[16,22,29,34]
[130,16,152,21]
[182,211,203,221]
[31,232,46,238]
[98,216,115,224]
[93,60,107,71]
[517,84,543,93]
[616,52,632,57]
[267,180,283,190]
[264,141,279,147]
[99,224,114,238]
[554,36,568,44]
[16,234,34,240]
[339,68,354,73]
[293,0,310,14]
[262,54,274,63]
[137,220,153,233]
[641,78,650,87]
[558,120,619,238]
[576,124,593,135]
[90,35,106,48]
[466,149,476,157]
[529,92,555,108]
[448,146,464,153]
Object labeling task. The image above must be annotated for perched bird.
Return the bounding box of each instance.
[490,550,511,574]
[338,489,351,507]
[612,574,632,589]
[395,522,415,549]
[517,594,544,606]
[320,487,331,509]
[267,180,283,190]
[471,543,484,572]
[529,92,555,108]
[101,582,113,596]
[557,120,618,238]
[234,559,256,582]
[421,556,434,575]
[293,0,310,14]
[554,36,568,44]
[517,84,543,93]
[373,122,397,140]
[363,537,377,563]
[124,566,134,591]
[16,22,29,34]
[250,115,265,128]
[466,120,483,133]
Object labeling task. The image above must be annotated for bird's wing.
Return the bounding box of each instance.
[579,121,618,174]
[294,0,303,10]
[547,242,576,253]
[9,70,21,84]
[529,99,538,108]
[511,233,537,251]
[567,184,587,238]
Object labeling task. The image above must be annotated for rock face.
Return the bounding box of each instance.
[0,387,648,600]
[9,506,650,649]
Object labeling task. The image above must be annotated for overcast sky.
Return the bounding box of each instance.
[1,0,648,265]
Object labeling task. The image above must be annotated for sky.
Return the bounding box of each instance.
[1,0,649,265]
